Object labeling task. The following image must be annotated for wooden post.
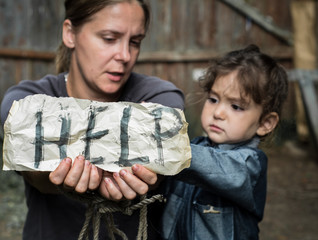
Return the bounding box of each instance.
[291,0,317,142]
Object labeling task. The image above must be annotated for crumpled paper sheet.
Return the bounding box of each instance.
[2,94,191,175]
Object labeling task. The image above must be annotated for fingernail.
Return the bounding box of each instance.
[132,164,139,172]
[105,177,112,184]
[77,155,84,161]
[120,169,127,177]
[113,172,120,178]
[64,157,72,164]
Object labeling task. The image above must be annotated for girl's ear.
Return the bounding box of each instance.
[256,112,279,137]
[62,19,75,48]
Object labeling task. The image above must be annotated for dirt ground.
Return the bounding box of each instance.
[0,139,317,240]
[259,141,318,240]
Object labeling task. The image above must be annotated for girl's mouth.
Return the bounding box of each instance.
[209,124,223,132]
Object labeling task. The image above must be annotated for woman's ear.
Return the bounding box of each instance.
[256,112,279,137]
[62,19,75,48]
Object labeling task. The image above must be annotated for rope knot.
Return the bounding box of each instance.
[76,191,163,240]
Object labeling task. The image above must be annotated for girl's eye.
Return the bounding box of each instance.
[231,104,244,111]
[207,97,218,104]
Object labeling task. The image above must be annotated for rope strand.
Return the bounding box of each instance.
[57,186,163,240]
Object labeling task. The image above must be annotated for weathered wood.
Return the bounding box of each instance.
[288,69,318,147]
[218,0,294,45]
[288,70,318,82]
[291,1,317,69]
[0,48,55,61]
[139,47,293,62]
[290,1,317,142]
[0,47,293,63]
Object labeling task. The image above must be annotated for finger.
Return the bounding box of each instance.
[100,177,123,201]
[74,160,91,193]
[64,155,85,189]
[119,169,148,196]
[132,164,158,185]
[99,179,111,199]
[113,172,137,200]
[49,157,72,185]
[88,165,102,190]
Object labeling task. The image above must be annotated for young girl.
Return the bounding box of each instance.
[160,44,289,239]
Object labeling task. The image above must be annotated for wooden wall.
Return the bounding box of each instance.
[135,0,294,137]
[0,0,297,138]
[0,0,64,103]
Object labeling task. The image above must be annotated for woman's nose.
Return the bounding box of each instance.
[115,42,131,62]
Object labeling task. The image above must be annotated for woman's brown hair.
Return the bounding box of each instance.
[55,0,150,73]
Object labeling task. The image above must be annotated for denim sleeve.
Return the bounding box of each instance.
[176,143,267,214]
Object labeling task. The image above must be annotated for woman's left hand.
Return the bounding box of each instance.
[99,164,158,201]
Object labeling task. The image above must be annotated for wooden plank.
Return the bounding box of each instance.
[218,0,294,45]
[289,69,318,146]
[0,46,293,63]
[0,48,55,61]
[139,47,293,63]
[291,1,317,69]
[288,70,318,82]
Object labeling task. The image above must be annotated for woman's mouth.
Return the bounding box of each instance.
[107,72,124,82]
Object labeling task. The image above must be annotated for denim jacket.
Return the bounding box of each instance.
[160,136,267,240]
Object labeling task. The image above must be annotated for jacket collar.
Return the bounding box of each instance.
[205,136,260,151]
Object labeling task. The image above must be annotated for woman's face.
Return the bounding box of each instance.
[65,2,146,102]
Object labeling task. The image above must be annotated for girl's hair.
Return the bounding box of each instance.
[55,0,150,73]
[199,44,289,121]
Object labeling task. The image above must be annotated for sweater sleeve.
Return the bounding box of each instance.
[119,72,185,110]
[1,83,34,126]
[1,74,66,127]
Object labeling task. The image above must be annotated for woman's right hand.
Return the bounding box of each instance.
[49,156,158,201]
[49,155,103,193]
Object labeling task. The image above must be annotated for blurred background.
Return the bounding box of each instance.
[0,0,317,239]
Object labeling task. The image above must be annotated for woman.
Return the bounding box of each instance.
[0,0,184,239]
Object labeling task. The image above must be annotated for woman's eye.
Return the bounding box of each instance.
[103,38,115,42]
[130,40,141,48]
[103,36,116,42]
[232,104,244,111]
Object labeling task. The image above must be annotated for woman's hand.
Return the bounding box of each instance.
[99,164,158,201]
[49,157,158,201]
[49,155,103,193]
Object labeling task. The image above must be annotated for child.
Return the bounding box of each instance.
[160,44,289,239]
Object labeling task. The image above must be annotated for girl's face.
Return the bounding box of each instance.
[64,2,146,102]
[201,71,264,144]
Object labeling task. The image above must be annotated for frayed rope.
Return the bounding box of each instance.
[57,186,163,240]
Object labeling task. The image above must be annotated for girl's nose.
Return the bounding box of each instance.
[213,104,226,120]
